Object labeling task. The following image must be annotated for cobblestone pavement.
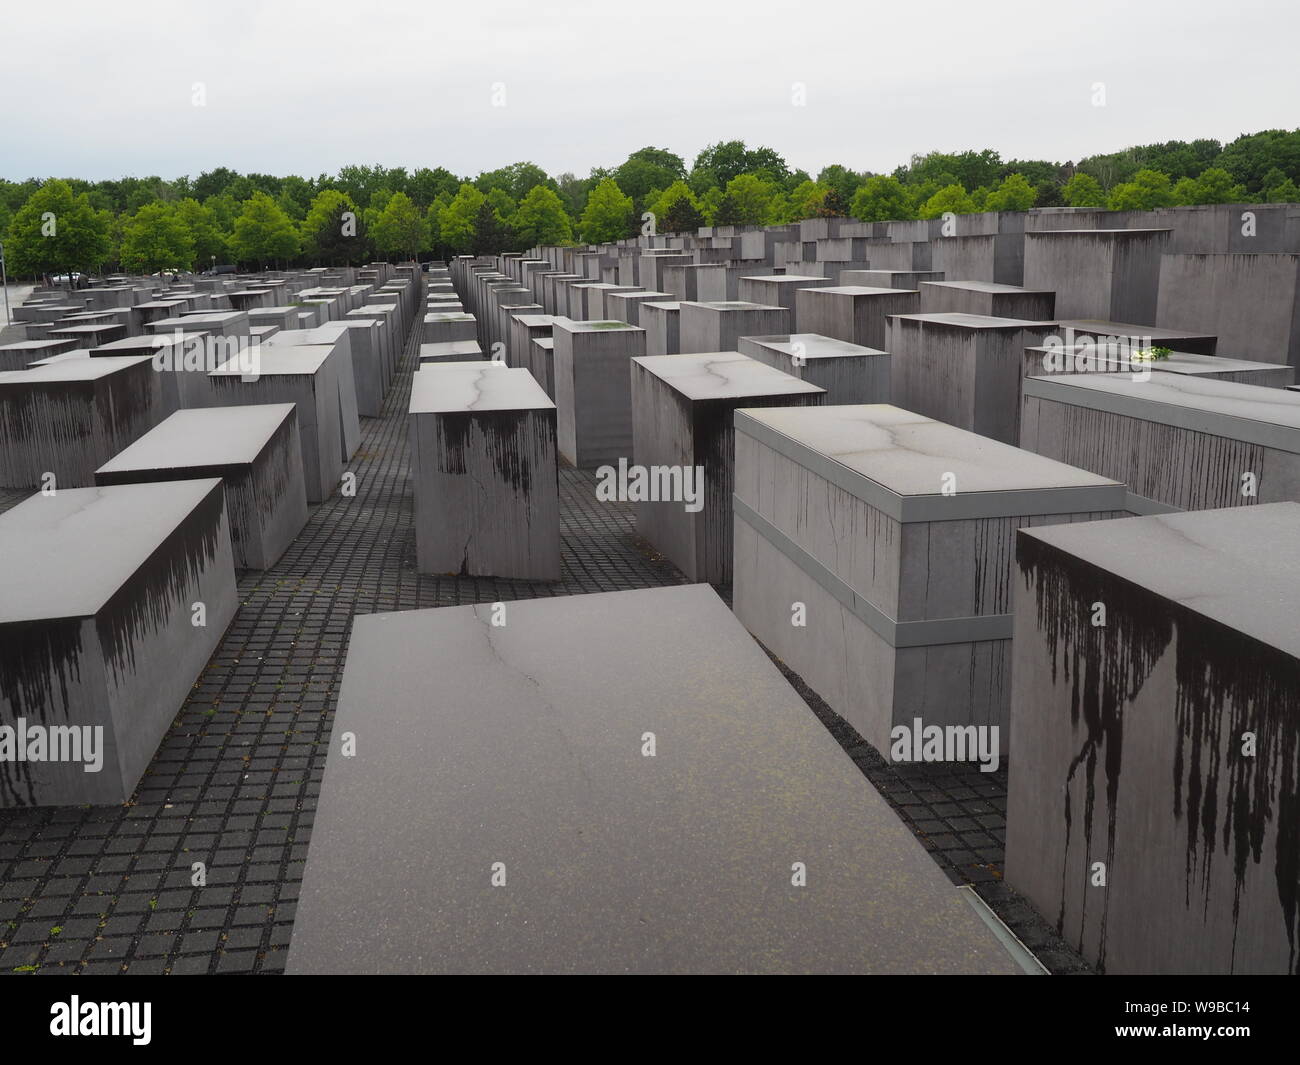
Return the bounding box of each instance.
[0,300,1089,975]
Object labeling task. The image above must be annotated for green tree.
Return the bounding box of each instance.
[1264,168,1300,203]
[409,166,462,207]
[485,187,516,223]
[984,173,1036,212]
[371,191,429,260]
[578,178,635,243]
[1062,172,1107,207]
[475,162,553,203]
[3,179,111,281]
[472,199,513,254]
[723,173,780,224]
[817,164,866,206]
[692,141,788,187]
[228,190,300,268]
[787,180,831,221]
[711,192,743,226]
[849,175,914,222]
[901,149,1003,190]
[1216,129,1300,195]
[1176,166,1246,204]
[300,189,368,265]
[119,202,195,274]
[439,184,487,254]
[1034,180,1064,208]
[643,181,704,233]
[919,184,976,219]
[1106,168,1175,210]
[513,185,574,246]
[614,147,686,205]
[174,198,227,265]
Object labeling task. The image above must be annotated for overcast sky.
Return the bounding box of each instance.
[3,0,1297,183]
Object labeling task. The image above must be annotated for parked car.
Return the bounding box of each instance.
[201,264,238,276]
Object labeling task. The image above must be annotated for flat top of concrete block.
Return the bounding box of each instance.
[1020,503,1300,658]
[286,583,1023,975]
[0,355,151,384]
[424,312,475,323]
[633,351,825,402]
[1026,372,1300,432]
[892,312,1050,330]
[351,305,394,315]
[557,320,639,333]
[511,314,558,327]
[1025,346,1285,377]
[922,281,1053,296]
[48,323,120,335]
[211,345,332,376]
[640,301,681,312]
[92,332,207,353]
[410,363,553,414]
[737,404,1122,497]
[610,290,672,301]
[1027,228,1172,237]
[743,334,889,359]
[1057,319,1217,342]
[534,338,554,350]
[741,274,825,284]
[419,341,483,358]
[682,301,785,313]
[178,311,248,322]
[26,351,93,367]
[268,323,350,343]
[0,479,224,625]
[802,286,915,297]
[97,403,296,475]
[0,338,81,352]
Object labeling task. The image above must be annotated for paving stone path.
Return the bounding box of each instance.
[0,292,1088,974]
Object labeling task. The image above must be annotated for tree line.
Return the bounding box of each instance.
[3,130,1298,279]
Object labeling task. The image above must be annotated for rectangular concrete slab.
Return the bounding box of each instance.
[286,584,1027,974]
[1007,504,1300,973]
[94,404,309,570]
[732,404,1126,757]
[0,480,237,806]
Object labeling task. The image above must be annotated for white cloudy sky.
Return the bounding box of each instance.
[2,0,1296,181]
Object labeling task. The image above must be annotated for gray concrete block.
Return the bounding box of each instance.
[737,333,891,403]
[732,403,1125,758]
[889,312,1055,445]
[286,583,1026,974]
[839,270,945,291]
[639,301,681,356]
[0,480,237,806]
[630,352,824,583]
[207,347,344,503]
[419,340,484,364]
[678,301,791,355]
[1007,503,1300,973]
[0,356,171,488]
[736,275,827,327]
[409,364,559,580]
[796,286,919,350]
[1023,229,1170,325]
[94,404,309,570]
[1156,252,1300,370]
[920,280,1055,321]
[552,320,646,467]
[1020,372,1300,513]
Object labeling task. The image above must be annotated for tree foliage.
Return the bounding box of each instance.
[228,191,300,267]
